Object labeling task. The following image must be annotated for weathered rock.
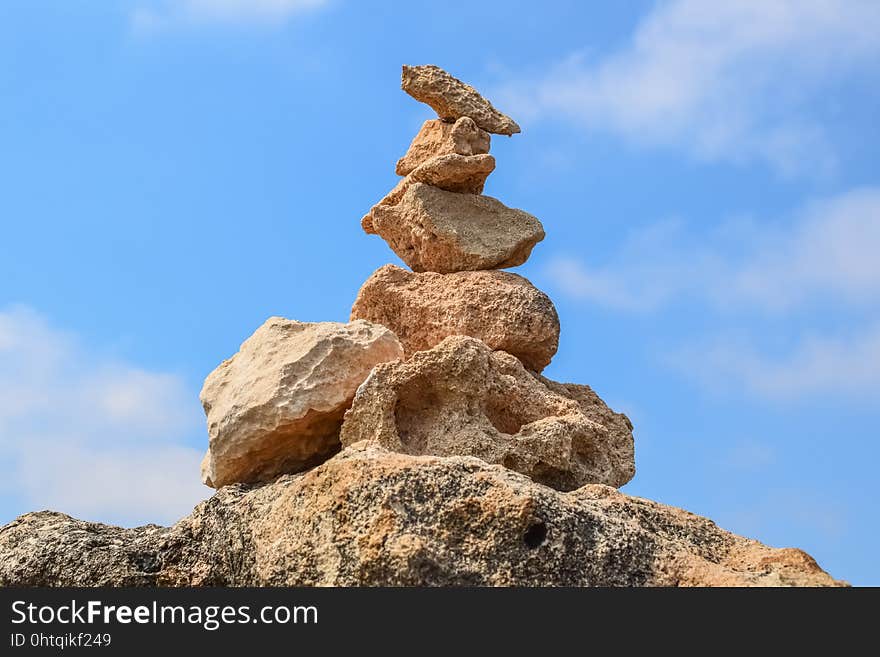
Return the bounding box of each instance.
[0,443,844,587]
[396,117,490,176]
[365,183,544,273]
[539,378,635,458]
[350,264,559,371]
[408,153,495,194]
[340,336,634,490]
[200,317,403,488]
[362,154,497,234]
[402,65,521,136]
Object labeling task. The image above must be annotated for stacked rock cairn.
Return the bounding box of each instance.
[200,65,635,496]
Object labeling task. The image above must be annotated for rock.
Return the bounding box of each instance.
[0,443,844,587]
[350,264,559,371]
[407,153,495,194]
[361,155,496,234]
[365,183,544,273]
[396,117,490,176]
[402,65,521,136]
[370,154,496,212]
[200,317,403,488]
[339,336,634,490]
[539,378,636,458]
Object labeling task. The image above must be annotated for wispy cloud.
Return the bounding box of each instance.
[673,325,880,400]
[132,0,329,31]
[0,306,208,526]
[499,0,880,176]
[545,187,880,401]
[545,187,880,314]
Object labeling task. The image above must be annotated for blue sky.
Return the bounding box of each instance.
[1,1,878,584]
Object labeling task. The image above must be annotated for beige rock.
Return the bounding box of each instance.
[365,183,544,273]
[373,154,496,210]
[0,443,844,587]
[361,154,496,234]
[408,153,495,194]
[539,378,635,458]
[350,264,559,371]
[340,336,634,491]
[200,317,403,488]
[396,117,490,176]
[402,64,521,136]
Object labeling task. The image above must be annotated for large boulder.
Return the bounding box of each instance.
[200,317,403,488]
[0,443,844,587]
[365,183,544,273]
[396,117,490,176]
[340,336,635,490]
[350,264,559,371]
[402,64,521,136]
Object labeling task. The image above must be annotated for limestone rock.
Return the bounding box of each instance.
[200,317,403,488]
[362,154,496,234]
[396,117,490,176]
[0,443,844,587]
[407,153,495,194]
[350,264,559,371]
[373,154,497,211]
[539,378,635,459]
[365,183,544,273]
[340,336,634,490]
[402,65,521,136]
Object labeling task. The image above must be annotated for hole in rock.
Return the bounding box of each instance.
[523,521,548,549]
[484,397,526,435]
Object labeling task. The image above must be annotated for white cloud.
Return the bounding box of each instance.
[545,187,880,314]
[133,0,329,30]
[0,306,208,526]
[545,219,717,312]
[675,325,880,400]
[544,187,880,400]
[733,189,880,310]
[500,0,880,175]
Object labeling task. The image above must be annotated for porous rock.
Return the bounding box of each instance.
[340,336,635,490]
[365,182,544,273]
[200,317,403,488]
[350,264,559,371]
[402,64,521,136]
[0,443,844,587]
[396,117,490,176]
[540,378,636,458]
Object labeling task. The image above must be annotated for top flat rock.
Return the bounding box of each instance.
[402,65,521,136]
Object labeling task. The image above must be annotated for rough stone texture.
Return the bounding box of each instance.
[365,183,544,273]
[402,65,521,136]
[539,378,635,459]
[200,317,403,488]
[362,154,497,234]
[396,117,490,176]
[407,153,496,195]
[350,264,559,371]
[0,443,844,587]
[340,336,634,490]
